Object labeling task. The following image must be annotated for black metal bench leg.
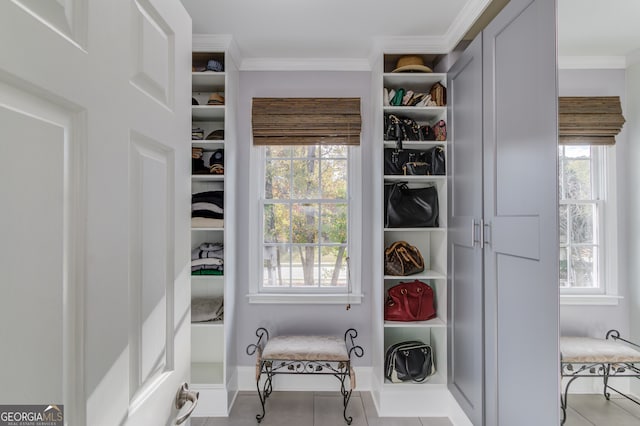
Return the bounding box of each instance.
[342,389,353,425]
[256,362,273,423]
[603,363,611,400]
[338,366,353,425]
[561,375,580,425]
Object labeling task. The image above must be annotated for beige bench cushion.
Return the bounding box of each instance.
[561,336,640,363]
[262,335,349,362]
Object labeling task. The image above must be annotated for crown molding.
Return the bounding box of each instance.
[443,0,493,51]
[371,36,448,55]
[558,56,627,69]
[238,57,371,71]
[627,49,640,67]
[192,34,232,52]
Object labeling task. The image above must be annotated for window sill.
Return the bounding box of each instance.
[560,294,622,306]
[247,292,364,305]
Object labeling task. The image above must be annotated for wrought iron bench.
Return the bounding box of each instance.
[246,328,364,424]
[561,329,640,424]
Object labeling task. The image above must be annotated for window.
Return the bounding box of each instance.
[248,143,362,303]
[559,145,618,302]
[248,97,362,303]
[262,145,350,290]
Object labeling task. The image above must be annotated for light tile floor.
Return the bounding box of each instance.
[191,391,453,426]
[564,394,640,426]
[192,391,640,426]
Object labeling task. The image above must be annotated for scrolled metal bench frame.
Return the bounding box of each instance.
[246,327,364,425]
[561,329,640,425]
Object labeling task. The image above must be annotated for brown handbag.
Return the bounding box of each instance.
[384,280,436,322]
[384,241,424,276]
[429,82,447,107]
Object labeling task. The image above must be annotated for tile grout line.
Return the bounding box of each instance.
[568,406,596,426]
[361,393,372,426]
[609,398,640,421]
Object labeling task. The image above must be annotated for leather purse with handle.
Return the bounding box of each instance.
[384,241,424,276]
[384,280,435,322]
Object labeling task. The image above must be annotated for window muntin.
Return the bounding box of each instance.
[261,145,350,291]
[558,145,604,292]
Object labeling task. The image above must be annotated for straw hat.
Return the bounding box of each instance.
[392,55,433,73]
[207,93,225,105]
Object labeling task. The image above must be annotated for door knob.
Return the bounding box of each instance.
[175,383,199,425]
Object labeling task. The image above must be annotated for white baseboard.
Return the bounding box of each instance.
[190,386,230,417]
[562,376,631,394]
[236,366,372,391]
[236,366,471,424]
[372,385,472,426]
[558,55,627,69]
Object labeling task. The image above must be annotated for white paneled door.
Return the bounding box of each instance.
[482,0,559,424]
[447,33,484,426]
[0,1,192,425]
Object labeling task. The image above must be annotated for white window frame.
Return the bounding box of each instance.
[247,144,362,304]
[560,144,621,305]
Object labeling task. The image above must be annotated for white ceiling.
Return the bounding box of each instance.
[180,0,489,61]
[558,0,640,57]
[180,0,640,64]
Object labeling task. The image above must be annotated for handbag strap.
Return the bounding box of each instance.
[399,290,422,321]
[396,246,423,269]
[403,355,429,382]
[384,240,407,256]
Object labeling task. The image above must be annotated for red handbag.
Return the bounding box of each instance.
[384,280,436,322]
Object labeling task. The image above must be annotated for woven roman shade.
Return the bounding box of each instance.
[252,97,361,145]
[559,96,625,145]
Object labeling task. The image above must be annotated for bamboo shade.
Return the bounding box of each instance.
[252,97,361,145]
[559,96,625,145]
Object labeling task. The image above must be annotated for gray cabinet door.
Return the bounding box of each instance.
[447,34,485,426]
[482,0,559,424]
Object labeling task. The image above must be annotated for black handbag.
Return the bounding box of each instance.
[429,146,446,175]
[384,114,402,144]
[384,340,435,383]
[384,183,439,228]
[403,162,429,175]
[384,115,435,150]
[384,147,445,176]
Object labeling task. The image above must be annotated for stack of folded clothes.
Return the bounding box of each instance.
[191,190,223,228]
[191,242,224,276]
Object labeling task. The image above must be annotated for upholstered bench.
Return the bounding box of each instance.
[246,328,363,424]
[560,329,640,424]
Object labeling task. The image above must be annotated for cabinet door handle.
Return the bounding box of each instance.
[482,221,491,248]
[472,219,480,248]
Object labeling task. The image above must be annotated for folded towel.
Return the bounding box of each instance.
[200,242,223,251]
[192,269,223,276]
[191,202,224,214]
[191,258,223,267]
[191,210,223,219]
[192,190,223,203]
[191,264,224,272]
[191,297,223,323]
[191,217,224,228]
[191,243,224,260]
